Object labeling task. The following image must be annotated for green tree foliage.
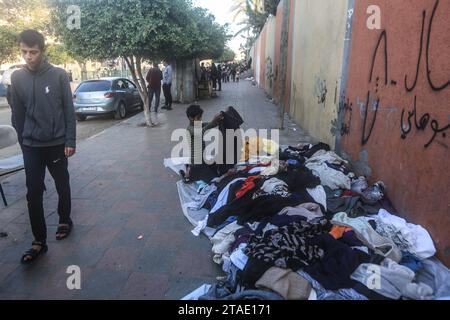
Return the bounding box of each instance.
[264,0,281,16]
[190,8,230,61]
[232,0,281,36]
[49,0,228,126]
[0,0,51,33]
[0,27,18,65]
[219,48,236,63]
[46,43,73,66]
[0,0,52,65]
[232,0,280,63]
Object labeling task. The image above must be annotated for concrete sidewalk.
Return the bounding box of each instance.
[0,80,314,300]
[0,97,8,109]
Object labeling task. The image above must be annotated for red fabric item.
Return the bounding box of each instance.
[243,162,272,172]
[342,190,359,197]
[236,176,261,199]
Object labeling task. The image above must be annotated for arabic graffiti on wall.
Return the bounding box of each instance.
[338,0,449,149]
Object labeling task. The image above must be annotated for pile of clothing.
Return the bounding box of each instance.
[177,142,449,301]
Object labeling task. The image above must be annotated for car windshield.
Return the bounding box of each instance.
[76,81,111,92]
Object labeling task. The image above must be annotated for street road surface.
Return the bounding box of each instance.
[0,105,142,159]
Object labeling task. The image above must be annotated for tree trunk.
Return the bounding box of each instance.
[137,57,157,125]
[124,56,152,126]
[77,61,88,81]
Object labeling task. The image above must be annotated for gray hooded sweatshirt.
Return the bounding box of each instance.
[10,59,76,148]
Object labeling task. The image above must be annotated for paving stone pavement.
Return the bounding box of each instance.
[0,79,315,299]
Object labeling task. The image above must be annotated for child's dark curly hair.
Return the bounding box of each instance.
[186,104,203,119]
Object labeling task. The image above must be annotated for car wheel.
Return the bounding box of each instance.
[76,114,87,121]
[115,102,127,120]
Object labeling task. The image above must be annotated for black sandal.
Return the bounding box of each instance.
[179,170,191,183]
[56,220,73,241]
[21,241,48,264]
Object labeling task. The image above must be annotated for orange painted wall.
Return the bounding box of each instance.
[249,0,449,264]
[341,0,450,265]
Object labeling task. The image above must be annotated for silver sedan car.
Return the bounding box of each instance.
[73,77,143,121]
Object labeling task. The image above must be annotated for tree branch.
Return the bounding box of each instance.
[136,56,146,91]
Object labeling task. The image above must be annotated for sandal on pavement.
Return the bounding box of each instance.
[179,170,191,184]
[21,241,48,264]
[56,221,73,241]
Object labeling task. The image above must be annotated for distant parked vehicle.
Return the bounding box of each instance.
[0,83,6,97]
[73,77,143,121]
[0,65,25,98]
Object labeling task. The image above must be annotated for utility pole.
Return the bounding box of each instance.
[278,0,291,130]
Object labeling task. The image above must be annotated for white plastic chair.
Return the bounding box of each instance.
[0,125,24,206]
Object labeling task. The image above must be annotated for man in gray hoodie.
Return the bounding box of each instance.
[10,30,77,264]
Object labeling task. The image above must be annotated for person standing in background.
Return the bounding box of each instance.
[210,63,219,91]
[231,64,237,82]
[146,62,163,113]
[217,64,222,91]
[221,65,227,84]
[162,60,173,110]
